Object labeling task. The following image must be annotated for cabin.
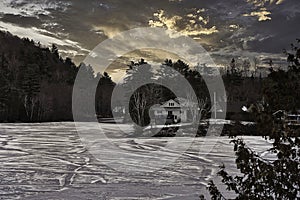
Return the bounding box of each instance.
[151,98,195,124]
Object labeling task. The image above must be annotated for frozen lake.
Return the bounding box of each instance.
[0,123,272,199]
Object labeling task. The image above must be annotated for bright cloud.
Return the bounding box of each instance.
[246,0,285,7]
[0,21,89,53]
[0,0,71,18]
[148,9,218,37]
[149,10,182,30]
[244,8,272,21]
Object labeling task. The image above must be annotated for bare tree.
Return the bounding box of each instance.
[253,57,260,77]
[242,59,251,77]
[123,60,155,127]
[185,89,210,124]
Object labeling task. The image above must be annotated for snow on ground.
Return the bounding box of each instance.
[0,123,272,199]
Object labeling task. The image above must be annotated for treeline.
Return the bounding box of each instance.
[0,30,299,123]
[0,31,114,122]
[121,41,300,127]
[122,58,263,126]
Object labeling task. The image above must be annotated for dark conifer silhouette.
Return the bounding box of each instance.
[0,31,115,122]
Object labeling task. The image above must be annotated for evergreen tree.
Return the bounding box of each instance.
[0,74,9,113]
[51,44,59,58]
[95,72,115,118]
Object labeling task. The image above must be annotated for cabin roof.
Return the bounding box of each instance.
[151,98,197,110]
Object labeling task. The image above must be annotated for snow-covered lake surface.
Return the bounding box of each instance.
[0,122,273,199]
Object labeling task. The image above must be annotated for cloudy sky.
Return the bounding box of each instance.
[0,0,299,77]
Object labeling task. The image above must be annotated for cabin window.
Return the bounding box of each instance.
[169,102,174,106]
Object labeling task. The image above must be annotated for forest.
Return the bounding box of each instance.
[0,31,114,122]
[0,30,299,127]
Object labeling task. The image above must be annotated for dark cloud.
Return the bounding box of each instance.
[0,0,298,71]
[0,14,43,27]
[247,9,300,53]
